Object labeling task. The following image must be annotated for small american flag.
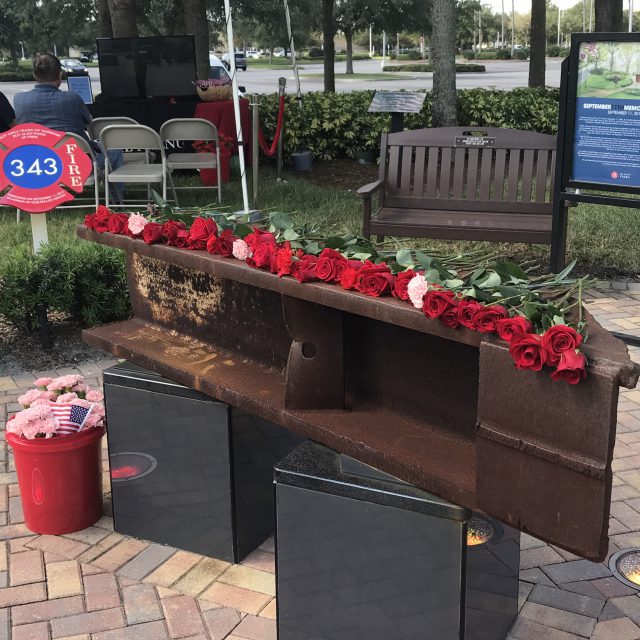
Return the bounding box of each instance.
[50,402,94,436]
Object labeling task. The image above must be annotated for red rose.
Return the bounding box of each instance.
[92,206,112,233]
[440,308,460,329]
[188,217,218,250]
[84,214,94,230]
[245,228,276,252]
[423,289,456,319]
[356,262,394,297]
[206,234,218,253]
[473,305,509,333]
[107,213,129,235]
[143,222,163,244]
[292,255,318,283]
[212,229,237,257]
[457,300,483,329]
[162,220,186,244]
[509,333,548,372]
[541,325,584,366]
[496,316,533,342]
[392,269,416,301]
[276,247,294,277]
[316,249,347,283]
[550,350,587,385]
[172,229,190,248]
[248,241,276,269]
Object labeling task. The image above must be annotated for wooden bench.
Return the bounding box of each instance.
[359,127,567,264]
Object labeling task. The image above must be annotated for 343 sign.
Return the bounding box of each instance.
[0,124,92,213]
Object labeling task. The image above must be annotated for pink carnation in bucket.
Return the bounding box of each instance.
[18,389,43,408]
[85,388,104,403]
[56,392,78,404]
[33,377,53,389]
[8,404,57,440]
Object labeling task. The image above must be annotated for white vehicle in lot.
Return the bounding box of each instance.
[245,49,261,59]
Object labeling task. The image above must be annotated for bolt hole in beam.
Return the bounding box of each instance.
[301,342,317,359]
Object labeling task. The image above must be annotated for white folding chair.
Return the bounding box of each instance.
[55,132,99,209]
[88,117,146,165]
[99,125,169,208]
[159,118,222,206]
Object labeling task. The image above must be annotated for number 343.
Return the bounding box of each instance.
[9,158,58,177]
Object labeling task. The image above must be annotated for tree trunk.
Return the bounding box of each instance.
[528,0,546,88]
[595,0,623,31]
[431,0,457,126]
[345,26,354,74]
[107,0,138,38]
[184,0,210,80]
[97,0,113,38]
[322,0,335,93]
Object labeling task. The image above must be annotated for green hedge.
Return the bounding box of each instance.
[0,70,33,81]
[260,87,561,159]
[383,63,485,73]
[0,242,130,333]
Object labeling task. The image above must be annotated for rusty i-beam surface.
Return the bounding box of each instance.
[77,226,640,561]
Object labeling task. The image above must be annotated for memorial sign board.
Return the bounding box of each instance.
[67,75,94,104]
[368,90,427,114]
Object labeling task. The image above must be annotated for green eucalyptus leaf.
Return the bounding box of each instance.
[283,228,300,241]
[233,224,252,239]
[477,271,502,289]
[445,279,464,289]
[352,252,372,260]
[396,249,414,268]
[304,241,321,255]
[269,211,295,230]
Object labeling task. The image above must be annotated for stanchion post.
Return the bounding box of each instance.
[277,77,287,182]
[251,94,260,211]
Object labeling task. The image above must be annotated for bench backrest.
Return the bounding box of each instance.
[379,127,557,214]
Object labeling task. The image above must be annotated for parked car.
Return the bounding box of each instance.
[60,58,88,76]
[245,49,261,59]
[222,52,247,71]
[209,53,232,82]
[273,48,287,58]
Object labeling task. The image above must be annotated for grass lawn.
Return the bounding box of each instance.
[1,164,639,279]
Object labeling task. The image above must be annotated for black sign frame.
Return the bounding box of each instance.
[551,32,640,272]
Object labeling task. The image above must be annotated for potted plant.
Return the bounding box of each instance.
[193,132,234,186]
[6,375,106,535]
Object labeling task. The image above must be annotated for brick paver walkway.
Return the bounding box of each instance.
[0,286,639,640]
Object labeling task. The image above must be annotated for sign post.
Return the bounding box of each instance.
[552,33,640,272]
[0,124,92,252]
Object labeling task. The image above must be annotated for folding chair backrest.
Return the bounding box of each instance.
[160,118,218,144]
[100,125,164,155]
[61,132,96,160]
[89,117,138,141]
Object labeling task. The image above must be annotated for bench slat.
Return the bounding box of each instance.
[535,149,550,202]
[414,146,426,198]
[400,146,413,196]
[494,148,507,202]
[466,148,480,200]
[507,150,520,201]
[522,150,535,203]
[388,145,401,192]
[439,148,452,198]
[453,148,466,199]
[383,196,552,215]
[479,148,493,201]
[426,147,439,198]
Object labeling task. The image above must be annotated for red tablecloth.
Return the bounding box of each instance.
[194,99,251,162]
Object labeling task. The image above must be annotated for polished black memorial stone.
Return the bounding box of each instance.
[104,361,303,562]
[275,442,519,640]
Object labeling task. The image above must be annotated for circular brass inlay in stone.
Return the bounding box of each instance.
[467,516,495,546]
[610,549,640,589]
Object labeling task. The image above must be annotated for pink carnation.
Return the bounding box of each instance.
[74,383,87,395]
[85,389,104,403]
[56,392,78,403]
[83,404,106,429]
[8,404,57,439]
[73,398,92,409]
[18,389,43,408]
[128,213,149,236]
[407,274,430,310]
[232,239,252,261]
[30,398,51,407]
[33,377,53,388]
[47,375,82,392]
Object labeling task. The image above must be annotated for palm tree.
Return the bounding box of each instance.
[107,0,138,38]
[529,0,545,88]
[431,0,457,126]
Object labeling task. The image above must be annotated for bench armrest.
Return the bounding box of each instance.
[357,180,384,198]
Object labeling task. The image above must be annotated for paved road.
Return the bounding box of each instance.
[0,58,562,106]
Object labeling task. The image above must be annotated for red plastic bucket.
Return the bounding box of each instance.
[7,425,106,535]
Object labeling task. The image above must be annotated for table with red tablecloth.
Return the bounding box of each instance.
[194,99,251,161]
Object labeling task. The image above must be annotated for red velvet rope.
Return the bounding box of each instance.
[258,95,286,157]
